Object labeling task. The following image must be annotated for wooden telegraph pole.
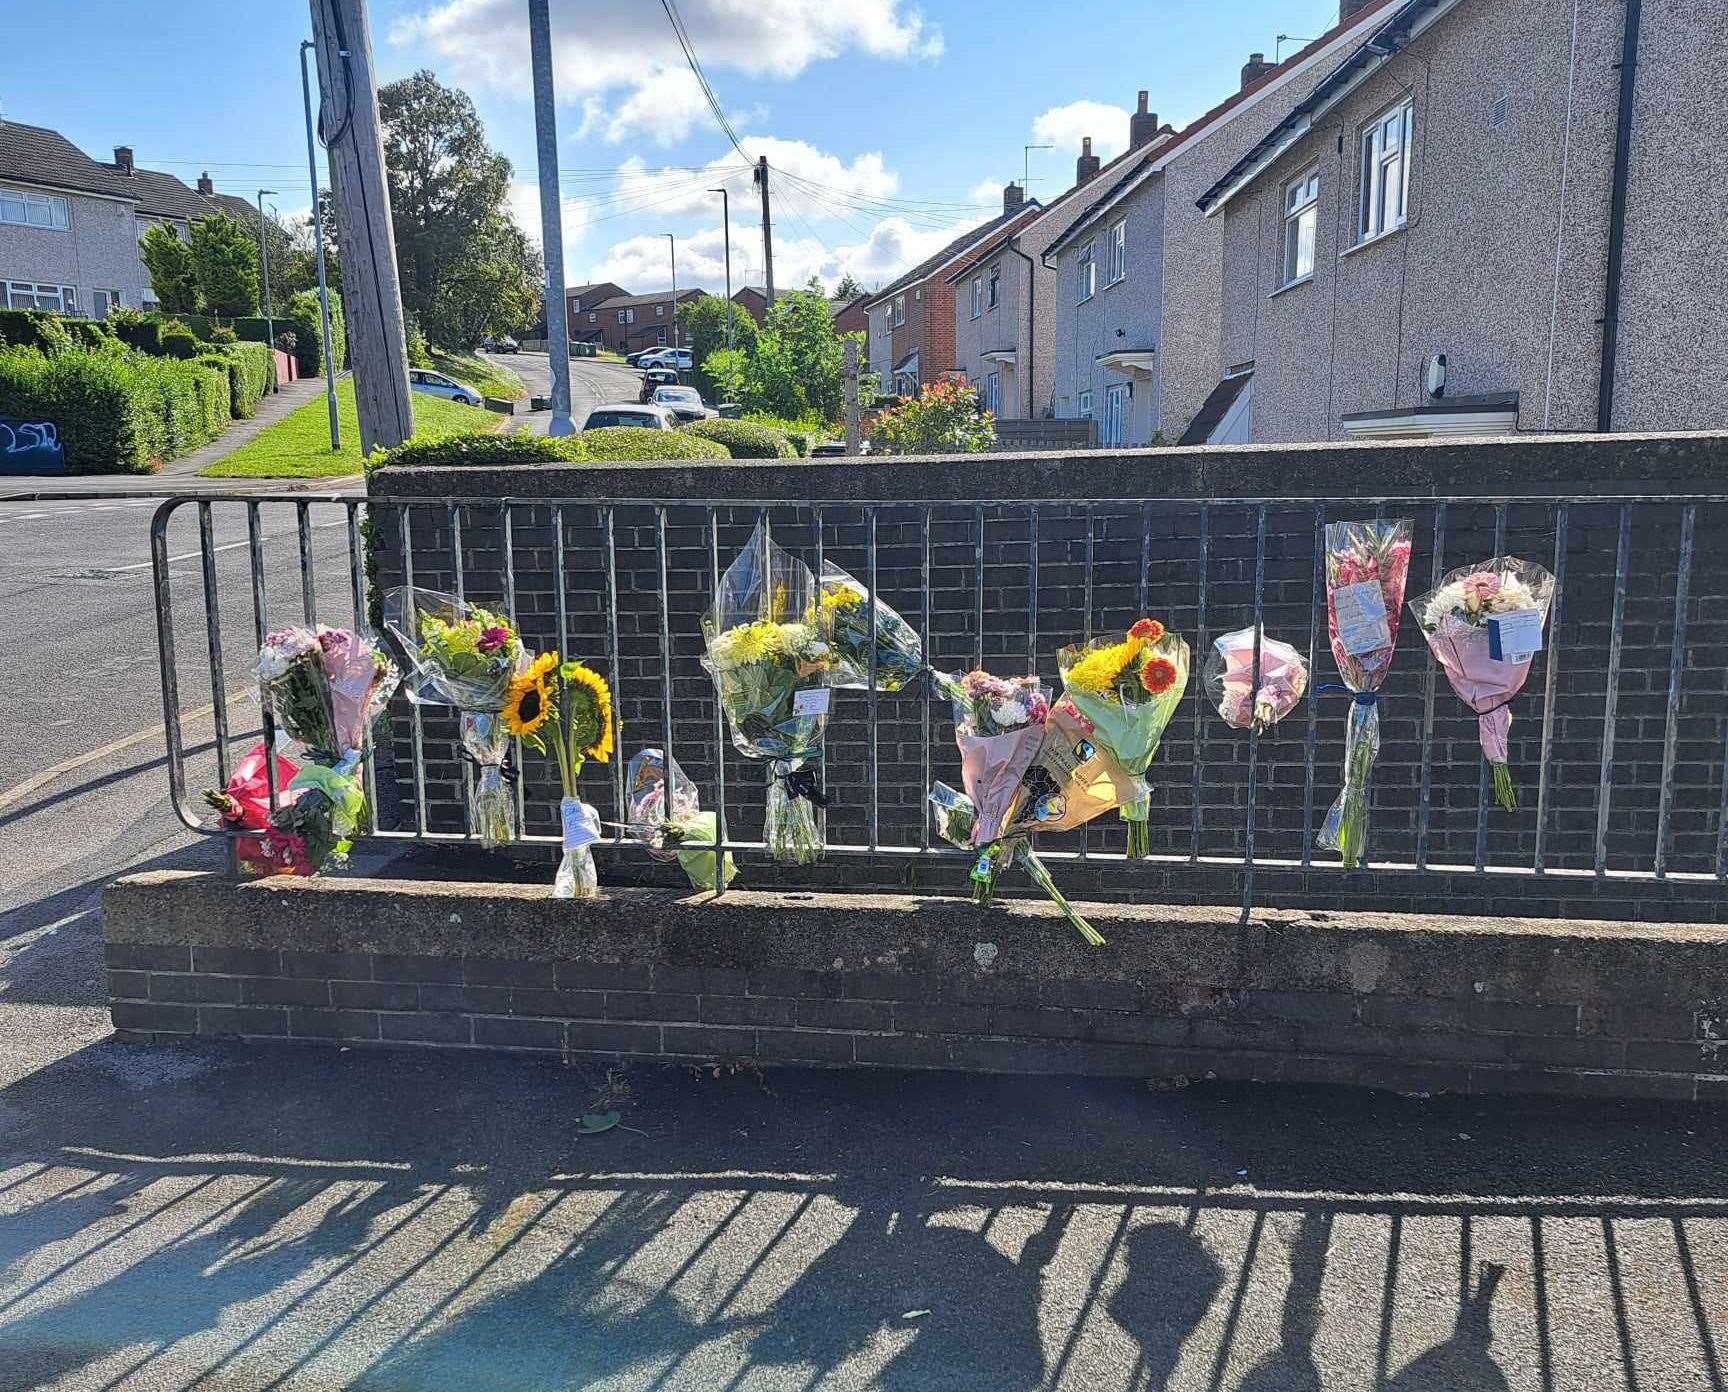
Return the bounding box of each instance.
[308,0,412,454]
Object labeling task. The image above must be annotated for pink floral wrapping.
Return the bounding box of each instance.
[957,724,1044,843]
[316,627,392,754]
[1427,619,1529,760]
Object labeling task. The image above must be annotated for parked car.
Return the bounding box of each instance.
[637,347,693,371]
[482,336,519,354]
[650,385,716,423]
[408,369,483,407]
[624,349,655,368]
[580,403,675,430]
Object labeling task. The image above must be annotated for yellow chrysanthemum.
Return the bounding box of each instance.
[1065,639,1138,695]
[728,621,784,665]
[561,661,615,763]
[819,584,864,617]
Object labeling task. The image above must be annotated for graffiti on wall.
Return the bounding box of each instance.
[0,419,66,474]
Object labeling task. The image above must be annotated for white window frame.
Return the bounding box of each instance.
[617,309,627,324]
[987,265,1000,309]
[589,311,597,323]
[93,288,121,318]
[1106,220,1127,286]
[1076,389,1093,420]
[1103,382,1129,446]
[1282,165,1320,287]
[984,370,1000,415]
[1077,241,1096,303]
[1359,95,1414,242]
[893,294,905,326]
[5,281,77,313]
[656,304,665,317]
[0,187,70,231]
[970,276,982,319]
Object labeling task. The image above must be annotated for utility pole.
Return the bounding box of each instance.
[710,187,733,349]
[664,232,677,350]
[255,189,278,350]
[754,155,775,304]
[528,0,574,435]
[308,0,412,453]
[844,338,861,455]
[299,39,340,447]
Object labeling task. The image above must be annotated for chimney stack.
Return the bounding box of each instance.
[196,171,214,196]
[113,145,134,174]
[1075,137,1101,185]
[1129,91,1160,151]
[1241,52,1276,89]
[1003,180,1025,213]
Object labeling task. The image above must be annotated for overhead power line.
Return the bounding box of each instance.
[659,0,753,168]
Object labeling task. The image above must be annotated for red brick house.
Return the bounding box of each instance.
[731,286,770,325]
[831,294,869,340]
[587,288,707,355]
[565,281,629,342]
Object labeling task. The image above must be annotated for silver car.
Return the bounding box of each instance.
[650,385,715,423]
[580,403,676,430]
[408,369,483,407]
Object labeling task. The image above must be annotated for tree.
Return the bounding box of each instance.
[379,70,536,345]
[765,286,851,420]
[188,212,260,316]
[869,377,995,454]
[830,272,865,302]
[678,283,865,423]
[139,225,199,313]
[678,293,759,396]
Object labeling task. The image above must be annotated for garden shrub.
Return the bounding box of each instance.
[0,309,53,350]
[207,323,237,344]
[679,418,795,458]
[375,430,581,469]
[868,376,995,455]
[0,345,156,473]
[579,427,728,462]
[221,341,275,418]
[65,320,117,350]
[157,322,203,360]
[285,289,345,375]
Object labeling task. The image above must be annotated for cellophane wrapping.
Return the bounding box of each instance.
[383,587,526,846]
[1055,620,1189,858]
[1205,627,1310,734]
[929,669,1047,899]
[815,561,926,692]
[1410,556,1556,811]
[203,741,309,876]
[700,521,833,863]
[626,747,737,890]
[1316,519,1412,868]
[555,796,600,900]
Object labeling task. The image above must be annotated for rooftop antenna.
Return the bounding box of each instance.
[1275,33,1315,59]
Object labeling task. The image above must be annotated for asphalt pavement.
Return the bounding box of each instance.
[4,353,1728,1389]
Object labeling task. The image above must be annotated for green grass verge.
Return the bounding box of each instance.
[429,348,527,400]
[200,378,498,478]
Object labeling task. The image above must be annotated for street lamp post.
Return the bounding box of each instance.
[528,0,574,436]
[256,189,278,348]
[664,233,678,350]
[710,187,733,349]
[299,38,340,446]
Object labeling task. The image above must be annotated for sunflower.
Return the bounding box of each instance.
[1140,655,1179,696]
[503,651,556,738]
[560,661,615,764]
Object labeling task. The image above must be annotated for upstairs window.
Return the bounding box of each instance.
[656,304,664,317]
[970,276,982,318]
[0,188,69,230]
[1106,220,1127,285]
[1282,166,1320,285]
[987,265,1000,309]
[1360,96,1414,240]
[1077,241,1096,303]
[893,294,905,326]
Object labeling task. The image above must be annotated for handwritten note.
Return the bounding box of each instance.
[793,687,832,717]
[1333,580,1392,656]
[561,798,600,850]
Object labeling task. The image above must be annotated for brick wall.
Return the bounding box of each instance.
[367,433,1728,923]
[103,873,1728,1101]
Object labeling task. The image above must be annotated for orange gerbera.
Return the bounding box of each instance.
[1140,655,1179,695]
[1128,618,1166,644]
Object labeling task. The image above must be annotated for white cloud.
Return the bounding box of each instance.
[606,136,898,224]
[507,179,589,270]
[392,0,942,132]
[1031,99,1132,162]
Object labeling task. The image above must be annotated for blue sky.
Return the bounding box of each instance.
[6,0,1348,293]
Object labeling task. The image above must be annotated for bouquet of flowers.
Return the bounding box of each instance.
[625,747,736,890]
[1056,617,1189,858]
[384,588,526,846]
[815,561,926,693]
[1316,519,1412,868]
[203,741,312,876]
[1411,556,1556,810]
[254,625,398,872]
[504,653,614,898]
[702,521,835,864]
[1205,627,1310,734]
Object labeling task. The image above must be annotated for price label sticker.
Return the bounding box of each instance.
[793,687,832,717]
[561,799,600,851]
[1333,580,1392,657]
[1489,609,1544,664]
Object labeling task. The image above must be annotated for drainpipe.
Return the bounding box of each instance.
[1596,0,1641,432]
[1002,238,1037,417]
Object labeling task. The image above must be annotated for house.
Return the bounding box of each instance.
[1201,0,1728,441]
[587,288,707,356]
[830,294,869,340]
[861,187,1044,396]
[566,281,629,342]
[731,286,770,325]
[946,108,1173,423]
[1043,0,1406,445]
[0,119,264,318]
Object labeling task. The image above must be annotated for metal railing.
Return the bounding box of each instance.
[150,489,1728,917]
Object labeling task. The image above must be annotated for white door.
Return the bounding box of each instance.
[1103,383,1129,446]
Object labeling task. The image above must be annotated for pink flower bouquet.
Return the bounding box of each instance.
[1205,626,1309,735]
[202,741,315,876]
[930,668,1048,847]
[1317,519,1413,868]
[1410,556,1556,810]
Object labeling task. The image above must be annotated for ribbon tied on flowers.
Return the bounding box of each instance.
[777,765,829,807]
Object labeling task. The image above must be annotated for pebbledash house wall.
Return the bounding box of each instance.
[0,182,151,314]
[1217,0,1728,443]
[366,432,1728,927]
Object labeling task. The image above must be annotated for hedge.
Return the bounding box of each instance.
[222,341,275,418]
[679,418,796,458]
[376,430,580,469]
[580,427,728,462]
[174,291,345,375]
[0,344,227,473]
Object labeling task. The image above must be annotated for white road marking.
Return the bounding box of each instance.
[99,520,348,574]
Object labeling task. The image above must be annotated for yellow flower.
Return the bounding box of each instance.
[819,584,864,617]
[1065,640,1138,695]
[503,654,555,738]
[729,621,784,665]
[560,660,615,763]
